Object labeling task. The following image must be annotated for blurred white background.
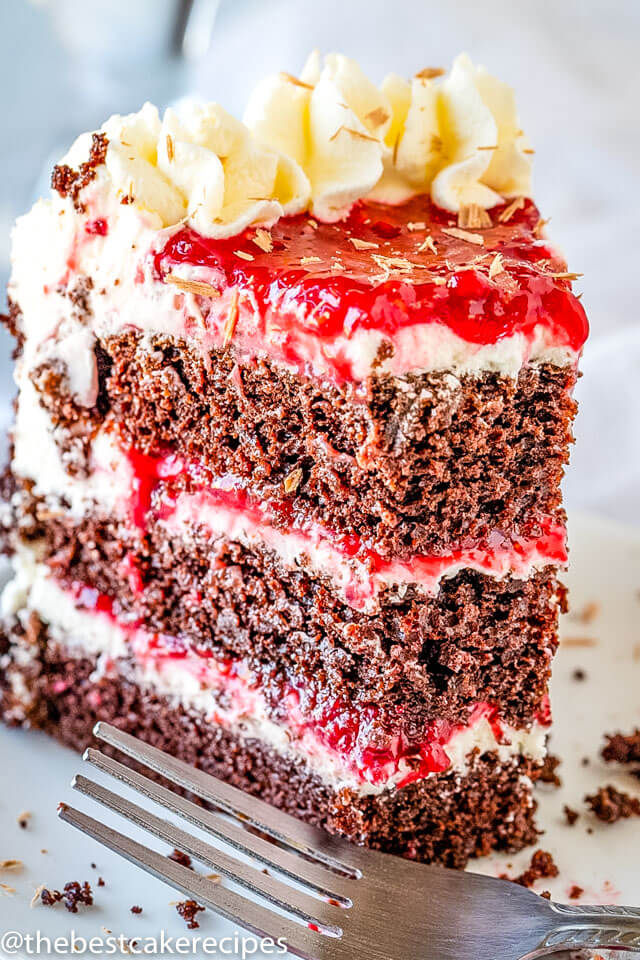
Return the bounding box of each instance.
[0,0,638,524]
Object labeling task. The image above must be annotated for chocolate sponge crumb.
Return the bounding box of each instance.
[602,730,640,765]
[538,754,562,788]
[586,785,640,823]
[41,881,94,913]
[175,899,205,929]
[513,850,559,888]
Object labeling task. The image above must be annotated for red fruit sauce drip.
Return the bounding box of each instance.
[85,217,108,236]
[156,196,588,371]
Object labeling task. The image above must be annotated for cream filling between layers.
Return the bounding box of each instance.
[11,381,567,614]
[2,550,548,796]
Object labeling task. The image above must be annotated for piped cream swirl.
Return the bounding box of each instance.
[245,51,532,219]
[46,51,531,237]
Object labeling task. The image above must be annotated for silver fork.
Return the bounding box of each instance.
[58,721,640,960]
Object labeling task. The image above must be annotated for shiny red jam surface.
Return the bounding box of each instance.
[156,196,588,358]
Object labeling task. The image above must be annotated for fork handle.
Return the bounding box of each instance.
[536,902,640,954]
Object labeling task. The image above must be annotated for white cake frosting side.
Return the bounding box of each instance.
[1,551,548,796]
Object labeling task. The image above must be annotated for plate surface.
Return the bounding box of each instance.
[1,512,640,959]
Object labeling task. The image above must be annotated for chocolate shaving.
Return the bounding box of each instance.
[348,237,379,250]
[488,253,504,279]
[497,197,525,223]
[457,204,492,230]
[223,290,239,348]
[415,67,445,80]
[279,72,314,90]
[165,275,220,298]
[329,125,379,144]
[538,753,562,788]
[441,227,484,246]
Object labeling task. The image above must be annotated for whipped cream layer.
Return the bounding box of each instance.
[2,553,548,795]
[12,383,567,613]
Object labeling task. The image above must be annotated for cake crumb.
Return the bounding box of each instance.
[130,905,143,914]
[513,850,559,888]
[572,668,587,682]
[568,884,584,900]
[97,877,105,887]
[223,289,239,348]
[168,849,193,870]
[586,785,640,823]
[175,899,205,929]
[564,805,580,826]
[538,754,562,788]
[165,275,220,299]
[17,811,31,829]
[1,883,16,896]
[0,859,22,871]
[601,729,640,764]
[417,234,437,254]
[415,66,445,80]
[540,890,551,900]
[37,881,94,913]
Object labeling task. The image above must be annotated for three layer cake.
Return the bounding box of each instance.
[0,53,587,867]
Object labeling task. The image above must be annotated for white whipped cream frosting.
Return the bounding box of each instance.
[246,51,532,220]
[54,51,531,239]
[63,100,310,239]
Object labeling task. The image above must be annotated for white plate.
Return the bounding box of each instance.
[1,512,640,959]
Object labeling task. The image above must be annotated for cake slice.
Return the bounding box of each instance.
[0,53,587,867]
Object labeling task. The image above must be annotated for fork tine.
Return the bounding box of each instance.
[58,803,337,960]
[72,771,346,931]
[83,748,354,904]
[93,722,361,876]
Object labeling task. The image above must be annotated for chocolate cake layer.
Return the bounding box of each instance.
[25,325,577,558]
[13,486,562,730]
[1,630,539,868]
